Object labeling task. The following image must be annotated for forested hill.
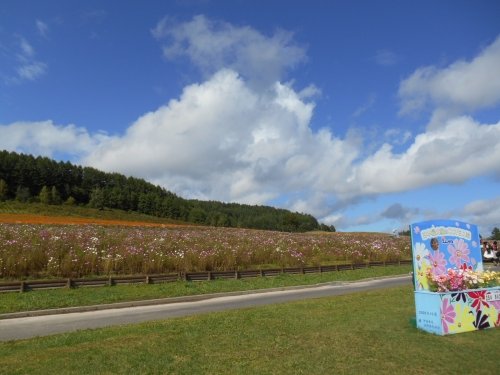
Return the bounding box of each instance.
[0,150,334,232]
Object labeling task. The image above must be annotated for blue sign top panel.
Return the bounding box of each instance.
[410,219,483,291]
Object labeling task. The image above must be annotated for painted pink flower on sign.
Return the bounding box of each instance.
[448,239,470,268]
[490,300,500,311]
[428,251,447,276]
[441,298,456,334]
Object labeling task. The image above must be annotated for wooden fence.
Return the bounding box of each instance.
[0,260,412,293]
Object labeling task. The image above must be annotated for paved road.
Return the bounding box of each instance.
[0,275,412,341]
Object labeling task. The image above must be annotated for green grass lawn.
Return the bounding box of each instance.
[1,284,498,374]
[0,265,412,314]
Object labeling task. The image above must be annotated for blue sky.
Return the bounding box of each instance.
[1,0,500,236]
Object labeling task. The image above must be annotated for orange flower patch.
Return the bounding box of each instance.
[0,213,188,228]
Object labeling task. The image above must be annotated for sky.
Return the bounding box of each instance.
[1,0,500,236]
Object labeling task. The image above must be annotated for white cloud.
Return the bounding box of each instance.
[399,35,500,117]
[384,128,412,145]
[81,66,499,219]
[16,61,47,81]
[461,197,500,235]
[84,69,333,204]
[347,116,500,199]
[36,20,49,38]
[3,35,48,84]
[0,120,104,158]
[152,15,307,87]
[298,84,321,99]
[18,37,35,58]
[352,93,376,117]
[320,213,343,227]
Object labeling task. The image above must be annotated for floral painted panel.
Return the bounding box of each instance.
[415,288,500,335]
[410,220,482,291]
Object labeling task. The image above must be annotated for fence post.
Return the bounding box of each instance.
[207,271,211,281]
[319,265,322,273]
[108,277,113,286]
[67,278,72,288]
[335,264,338,271]
[301,267,304,274]
[398,259,401,266]
[351,263,354,270]
[260,269,264,277]
[235,270,239,280]
[366,261,370,268]
[146,275,151,284]
[20,281,25,293]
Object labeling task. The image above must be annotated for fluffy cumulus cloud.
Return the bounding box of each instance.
[84,24,500,223]
[399,35,500,117]
[84,69,357,205]
[349,116,500,198]
[0,121,104,158]
[83,80,500,219]
[462,197,500,234]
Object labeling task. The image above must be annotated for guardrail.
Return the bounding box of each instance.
[0,260,411,293]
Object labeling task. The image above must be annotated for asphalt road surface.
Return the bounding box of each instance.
[1,275,412,341]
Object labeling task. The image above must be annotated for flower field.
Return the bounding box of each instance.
[0,213,187,228]
[0,221,411,279]
[426,268,500,292]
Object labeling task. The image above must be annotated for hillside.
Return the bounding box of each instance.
[0,150,332,232]
[0,201,195,228]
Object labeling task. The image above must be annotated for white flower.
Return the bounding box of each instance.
[414,242,429,266]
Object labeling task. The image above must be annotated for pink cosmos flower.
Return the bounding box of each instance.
[448,239,470,268]
[441,298,456,334]
[428,251,447,276]
[459,262,472,271]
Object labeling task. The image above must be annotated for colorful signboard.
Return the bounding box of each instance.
[410,219,499,335]
[410,220,482,291]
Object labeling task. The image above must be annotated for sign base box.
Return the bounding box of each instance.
[414,287,500,335]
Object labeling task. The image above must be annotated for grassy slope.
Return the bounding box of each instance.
[1,285,498,374]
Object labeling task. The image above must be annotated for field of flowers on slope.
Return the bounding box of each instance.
[0,214,411,279]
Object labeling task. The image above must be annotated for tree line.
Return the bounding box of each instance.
[0,150,334,232]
